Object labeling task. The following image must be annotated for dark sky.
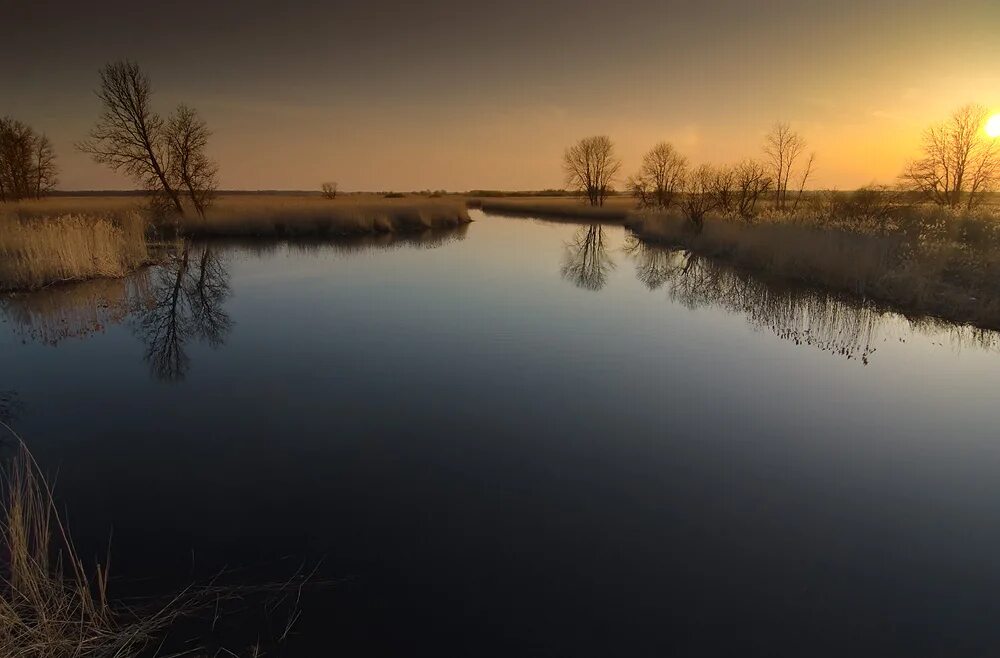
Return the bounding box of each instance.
[5,0,999,189]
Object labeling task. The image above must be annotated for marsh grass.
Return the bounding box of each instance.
[627,206,1000,329]
[0,422,319,658]
[0,195,471,290]
[0,211,151,292]
[0,423,194,658]
[178,195,471,237]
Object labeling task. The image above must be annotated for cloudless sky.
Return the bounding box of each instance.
[5,0,999,190]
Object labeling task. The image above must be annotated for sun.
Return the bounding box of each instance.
[986,113,1000,138]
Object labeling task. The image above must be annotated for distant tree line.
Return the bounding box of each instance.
[78,60,218,219]
[563,123,813,230]
[563,103,1000,227]
[0,118,58,202]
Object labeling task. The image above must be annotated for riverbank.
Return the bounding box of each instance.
[466,195,1000,329]
[470,197,632,222]
[1,195,471,290]
[626,207,1000,330]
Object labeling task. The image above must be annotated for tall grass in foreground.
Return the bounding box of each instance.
[0,213,150,291]
[0,423,313,658]
[0,425,184,658]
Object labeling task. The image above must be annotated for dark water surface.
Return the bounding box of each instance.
[3,210,1000,656]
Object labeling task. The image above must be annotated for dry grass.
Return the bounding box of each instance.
[627,206,1000,329]
[179,195,471,237]
[0,195,472,290]
[0,424,191,658]
[0,211,150,292]
[0,422,317,658]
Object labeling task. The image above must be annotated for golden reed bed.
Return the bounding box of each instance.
[1,195,471,290]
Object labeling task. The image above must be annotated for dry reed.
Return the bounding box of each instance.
[627,207,1000,329]
[0,212,150,292]
[0,422,191,658]
[0,421,317,658]
[178,195,471,237]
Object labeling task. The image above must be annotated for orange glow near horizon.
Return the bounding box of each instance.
[986,114,1000,138]
[6,0,1000,191]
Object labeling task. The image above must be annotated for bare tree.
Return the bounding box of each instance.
[708,164,737,213]
[321,182,338,199]
[0,117,57,201]
[732,159,773,221]
[166,104,218,219]
[679,164,720,232]
[628,142,687,210]
[563,136,622,207]
[763,122,812,211]
[901,104,1000,210]
[790,152,816,212]
[0,118,33,201]
[78,60,185,215]
[33,134,58,198]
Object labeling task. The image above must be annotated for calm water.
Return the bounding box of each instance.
[3,210,1000,656]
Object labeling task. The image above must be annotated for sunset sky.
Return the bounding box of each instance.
[5,0,999,191]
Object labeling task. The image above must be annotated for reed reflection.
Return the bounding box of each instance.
[0,276,147,346]
[561,225,615,291]
[623,235,1000,363]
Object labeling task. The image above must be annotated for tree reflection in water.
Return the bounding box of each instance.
[132,242,232,381]
[561,225,615,291]
[623,235,1000,363]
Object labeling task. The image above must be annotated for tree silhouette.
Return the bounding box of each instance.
[563,136,622,207]
[902,104,1000,210]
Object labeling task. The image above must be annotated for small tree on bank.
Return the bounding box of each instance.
[901,104,1000,210]
[732,159,772,221]
[764,122,814,211]
[79,61,219,218]
[166,104,218,219]
[321,182,338,199]
[78,61,185,215]
[628,142,687,210]
[679,164,719,232]
[563,136,622,207]
[0,117,58,201]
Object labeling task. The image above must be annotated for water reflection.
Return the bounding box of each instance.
[0,276,146,346]
[133,243,233,381]
[1,227,470,381]
[561,225,615,291]
[623,236,1000,362]
[214,223,469,259]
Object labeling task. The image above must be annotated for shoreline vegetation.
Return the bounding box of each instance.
[0,195,471,292]
[0,424,316,658]
[466,195,1000,330]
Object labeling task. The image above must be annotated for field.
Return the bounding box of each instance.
[0,195,471,290]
